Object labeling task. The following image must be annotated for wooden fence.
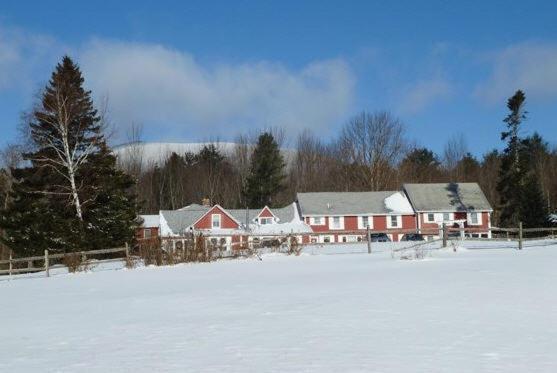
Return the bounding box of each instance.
[0,245,130,278]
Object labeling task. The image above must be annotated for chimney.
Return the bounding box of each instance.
[201,197,211,207]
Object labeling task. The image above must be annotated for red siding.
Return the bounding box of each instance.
[306,216,330,232]
[194,206,239,229]
[373,216,387,230]
[344,216,358,230]
[136,227,159,240]
[258,207,274,218]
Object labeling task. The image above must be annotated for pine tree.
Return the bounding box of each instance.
[519,174,549,228]
[497,90,548,227]
[244,132,285,208]
[497,90,527,226]
[0,56,138,255]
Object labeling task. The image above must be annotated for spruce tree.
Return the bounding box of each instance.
[497,90,548,227]
[497,90,527,226]
[244,132,285,208]
[0,56,138,255]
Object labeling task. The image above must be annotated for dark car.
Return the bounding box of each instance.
[401,233,425,241]
[369,233,391,242]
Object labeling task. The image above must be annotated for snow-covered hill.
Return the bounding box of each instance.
[113,141,295,169]
[2,241,557,372]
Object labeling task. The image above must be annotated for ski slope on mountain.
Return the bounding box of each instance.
[1,241,557,372]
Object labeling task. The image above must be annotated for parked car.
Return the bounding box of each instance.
[401,233,424,241]
[369,233,391,242]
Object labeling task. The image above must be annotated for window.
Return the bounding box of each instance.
[331,216,341,229]
[426,213,435,222]
[311,216,323,225]
[259,217,273,225]
[443,213,451,221]
[211,214,221,228]
[390,215,399,228]
[143,228,152,239]
[470,212,479,225]
[360,216,372,229]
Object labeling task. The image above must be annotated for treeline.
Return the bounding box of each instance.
[123,106,556,227]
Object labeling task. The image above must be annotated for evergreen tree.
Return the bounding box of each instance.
[497,90,527,226]
[519,174,549,228]
[244,132,285,208]
[0,56,138,255]
[497,90,548,227]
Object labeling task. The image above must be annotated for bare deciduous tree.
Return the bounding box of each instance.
[337,111,407,190]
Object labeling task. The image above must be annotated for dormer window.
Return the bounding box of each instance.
[259,217,273,225]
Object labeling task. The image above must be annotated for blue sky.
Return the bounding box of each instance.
[1,0,556,156]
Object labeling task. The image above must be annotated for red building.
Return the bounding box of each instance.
[403,183,493,239]
[296,191,417,242]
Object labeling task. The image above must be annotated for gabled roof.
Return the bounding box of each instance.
[191,204,242,228]
[160,205,209,235]
[403,183,493,212]
[296,191,413,216]
[139,215,159,228]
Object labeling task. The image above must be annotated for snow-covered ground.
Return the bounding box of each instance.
[2,241,557,372]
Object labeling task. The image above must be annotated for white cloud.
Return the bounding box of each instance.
[0,25,63,92]
[475,42,557,104]
[79,39,355,139]
[397,77,452,115]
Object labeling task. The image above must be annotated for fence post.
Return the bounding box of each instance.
[442,223,447,248]
[366,226,371,254]
[9,250,12,277]
[45,249,49,278]
[518,222,523,250]
[125,242,129,260]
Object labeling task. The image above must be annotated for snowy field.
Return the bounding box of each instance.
[2,241,557,372]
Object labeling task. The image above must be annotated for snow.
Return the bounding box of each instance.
[139,214,159,228]
[2,241,557,372]
[384,191,414,214]
[549,213,557,224]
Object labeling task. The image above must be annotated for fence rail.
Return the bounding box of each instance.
[0,246,129,277]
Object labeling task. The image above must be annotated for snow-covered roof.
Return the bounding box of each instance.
[139,215,159,228]
[403,183,493,212]
[248,202,311,235]
[296,191,413,216]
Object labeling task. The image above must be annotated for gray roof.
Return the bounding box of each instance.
[403,183,492,212]
[228,203,297,224]
[160,205,209,235]
[161,203,298,235]
[296,191,404,215]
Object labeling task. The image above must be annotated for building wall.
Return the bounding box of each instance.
[258,207,274,218]
[304,214,417,242]
[136,227,159,240]
[194,206,239,230]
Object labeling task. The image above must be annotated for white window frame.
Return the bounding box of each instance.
[468,212,482,226]
[328,216,344,230]
[358,216,373,229]
[310,216,325,225]
[143,228,152,239]
[259,217,273,225]
[425,213,435,223]
[387,215,402,229]
[211,214,221,229]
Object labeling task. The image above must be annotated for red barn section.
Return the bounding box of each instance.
[257,207,275,218]
[136,226,159,240]
[194,205,240,230]
[304,214,417,242]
